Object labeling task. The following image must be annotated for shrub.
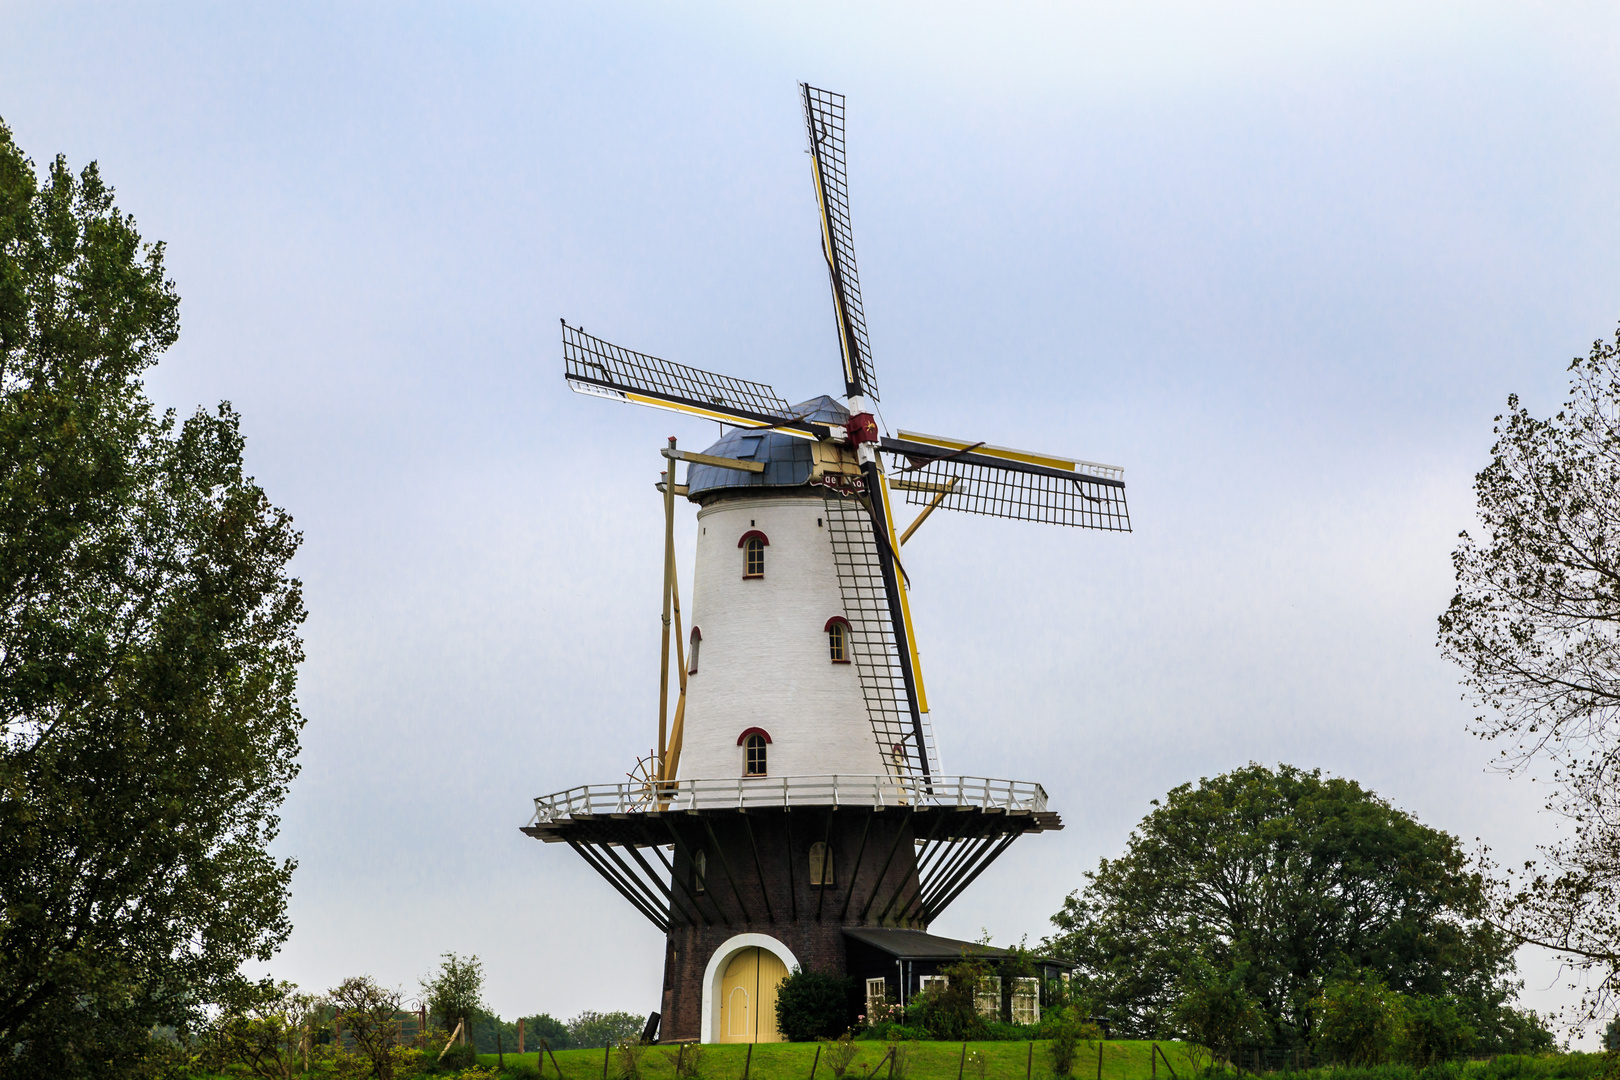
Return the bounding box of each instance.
[1313,976,1406,1066]
[1173,963,1267,1068]
[907,959,995,1041]
[438,1041,477,1071]
[822,1031,860,1078]
[1046,1005,1101,1077]
[1397,995,1476,1066]
[614,1039,645,1080]
[776,968,855,1042]
[505,1061,541,1080]
[661,1041,703,1079]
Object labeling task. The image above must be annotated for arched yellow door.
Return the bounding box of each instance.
[755,949,788,1043]
[717,947,789,1043]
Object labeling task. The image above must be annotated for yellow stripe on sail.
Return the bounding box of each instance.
[623,393,818,439]
[876,468,929,715]
[808,151,858,388]
[895,430,1078,473]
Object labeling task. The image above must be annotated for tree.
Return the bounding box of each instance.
[1043,764,1522,1045]
[1438,329,1620,1027]
[0,121,305,1077]
[521,1012,572,1050]
[329,976,405,1080]
[420,952,485,1042]
[566,1010,645,1049]
[215,981,326,1080]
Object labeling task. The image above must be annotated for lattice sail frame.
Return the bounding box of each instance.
[803,85,879,401]
[886,446,1131,531]
[563,321,794,421]
[822,493,941,781]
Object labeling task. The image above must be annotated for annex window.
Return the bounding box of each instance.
[1011,978,1040,1025]
[692,849,707,894]
[976,976,1003,1022]
[688,627,701,675]
[809,841,834,887]
[919,975,949,996]
[865,978,889,1019]
[739,530,769,578]
[737,727,771,777]
[825,617,851,663]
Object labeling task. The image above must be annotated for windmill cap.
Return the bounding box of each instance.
[684,395,849,499]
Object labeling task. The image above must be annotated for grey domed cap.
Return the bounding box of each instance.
[685,395,849,499]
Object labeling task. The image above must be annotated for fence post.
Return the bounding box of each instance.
[604,1043,611,1080]
[519,1018,525,1056]
[744,1042,753,1080]
[1097,1040,1103,1080]
[810,1043,821,1080]
[959,1041,967,1080]
[1027,1041,1033,1080]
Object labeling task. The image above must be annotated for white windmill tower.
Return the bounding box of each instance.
[526,85,1131,1045]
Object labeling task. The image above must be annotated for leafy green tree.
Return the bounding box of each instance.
[775,967,854,1041]
[329,976,405,1080]
[1043,764,1520,1045]
[420,952,485,1042]
[1438,330,1620,1029]
[521,1012,572,1050]
[0,121,305,1078]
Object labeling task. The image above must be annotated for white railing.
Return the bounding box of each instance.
[528,774,1048,825]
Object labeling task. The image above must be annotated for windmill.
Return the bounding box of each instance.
[526,85,1130,1045]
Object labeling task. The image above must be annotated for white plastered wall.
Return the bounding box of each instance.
[680,495,884,781]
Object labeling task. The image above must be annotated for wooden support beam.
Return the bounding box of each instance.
[838,810,875,921]
[701,817,754,924]
[815,810,835,920]
[783,810,798,922]
[568,840,668,932]
[874,810,946,924]
[661,819,730,926]
[645,835,711,927]
[741,815,776,924]
[860,808,916,921]
[658,439,677,773]
[898,478,958,546]
[927,831,1021,922]
[671,448,766,473]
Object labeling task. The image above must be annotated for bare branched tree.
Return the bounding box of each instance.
[1439,329,1620,1027]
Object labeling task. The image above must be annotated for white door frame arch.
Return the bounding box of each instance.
[700,933,800,1044]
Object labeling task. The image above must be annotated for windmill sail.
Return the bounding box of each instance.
[802,84,879,402]
[822,493,940,781]
[563,321,827,437]
[883,432,1131,531]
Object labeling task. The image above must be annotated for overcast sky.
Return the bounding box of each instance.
[5,1,1620,1045]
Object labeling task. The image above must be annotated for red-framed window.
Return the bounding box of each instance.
[825,616,851,663]
[738,530,769,578]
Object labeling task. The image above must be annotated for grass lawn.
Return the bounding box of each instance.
[478,1039,1200,1080]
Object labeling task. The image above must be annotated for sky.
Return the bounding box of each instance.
[5,0,1620,1045]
